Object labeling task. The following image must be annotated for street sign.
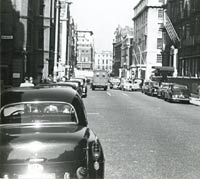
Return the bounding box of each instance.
[1,35,13,40]
[12,73,20,78]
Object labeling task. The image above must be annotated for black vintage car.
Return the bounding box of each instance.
[0,87,104,179]
[68,78,87,98]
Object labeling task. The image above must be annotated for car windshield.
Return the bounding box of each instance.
[0,102,78,125]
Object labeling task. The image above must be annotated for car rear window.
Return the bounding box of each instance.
[0,102,78,124]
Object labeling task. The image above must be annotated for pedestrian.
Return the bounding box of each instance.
[20,77,34,87]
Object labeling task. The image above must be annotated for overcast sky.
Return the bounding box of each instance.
[70,0,140,52]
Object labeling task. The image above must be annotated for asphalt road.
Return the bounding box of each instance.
[83,88,200,179]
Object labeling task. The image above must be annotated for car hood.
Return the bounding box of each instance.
[0,124,89,164]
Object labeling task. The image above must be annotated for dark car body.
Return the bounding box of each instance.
[0,87,104,179]
[38,82,83,98]
[163,83,190,103]
[157,82,174,98]
[141,80,152,94]
[68,78,87,98]
[71,78,88,98]
[148,81,160,96]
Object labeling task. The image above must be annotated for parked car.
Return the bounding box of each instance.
[39,81,83,98]
[69,77,88,98]
[0,87,105,179]
[157,82,174,99]
[148,81,160,96]
[123,80,134,91]
[109,77,120,89]
[141,80,152,94]
[132,79,143,91]
[66,80,84,97]
[163,83,190,103]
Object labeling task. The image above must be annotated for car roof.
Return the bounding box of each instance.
[1,87,78,107]
[1,87,88,126]
[38,82,77,88]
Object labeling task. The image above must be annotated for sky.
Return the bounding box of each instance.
[70,0,140,52]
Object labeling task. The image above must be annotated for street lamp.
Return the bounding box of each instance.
[65,1,72,79]
[53,0,61,82]
[23,47,28,77]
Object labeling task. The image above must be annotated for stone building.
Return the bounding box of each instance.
[132,0,164,80]
[161,0,200,94]
[94,51,113,74]
[1,0,55,86]
[76,30,94,71]
[113,25,133,78]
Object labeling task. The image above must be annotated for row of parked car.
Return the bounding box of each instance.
[142,81,191,103]
[110,78,143,91]
[109,77,191,104]
[39,77,88,98]
[0,77,105,179]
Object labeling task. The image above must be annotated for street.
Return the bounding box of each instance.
[83,88,200,179]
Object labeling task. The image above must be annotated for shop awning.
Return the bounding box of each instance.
[152,66,174,72]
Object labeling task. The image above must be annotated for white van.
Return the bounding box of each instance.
[91,70,109,90]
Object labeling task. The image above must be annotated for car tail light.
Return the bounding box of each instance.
[92,140,101,160]
[76,167,87,179]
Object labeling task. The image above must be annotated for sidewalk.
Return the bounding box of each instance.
[190,97,200,106]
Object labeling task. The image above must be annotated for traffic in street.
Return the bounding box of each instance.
[84,87,200,179]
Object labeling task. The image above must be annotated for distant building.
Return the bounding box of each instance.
[113,25,133,77]
[76,30,94,71]
[94,51,113,74]
[132,0,164,80]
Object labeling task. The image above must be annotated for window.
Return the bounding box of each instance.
[157,54,162,63]
[158,9,163,19]
[157,38,162,49]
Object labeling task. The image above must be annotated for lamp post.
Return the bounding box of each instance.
[23,47,28,77]
[53,0,61,82]
[65,1,72,79]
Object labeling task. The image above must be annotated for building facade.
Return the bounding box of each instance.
[132,0,164,80]
[1,0,55,87]
[76,30,94,71]
[121,35,133,79]
[160,0,200,94]
[94,51,113,74]
[58,1,76,79]
[163,0,200,78]
[113,25,133,78]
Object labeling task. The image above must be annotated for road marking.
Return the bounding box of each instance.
[122,93,128,96]
[87,112,100,115]
[107,92,111,96]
